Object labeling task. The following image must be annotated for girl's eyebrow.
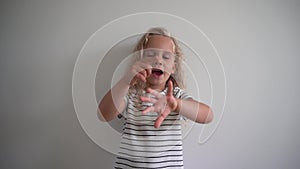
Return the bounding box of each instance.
[145,48,175,55]
[163,51,174,55]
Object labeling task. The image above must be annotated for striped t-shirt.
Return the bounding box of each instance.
[115,87,192,169]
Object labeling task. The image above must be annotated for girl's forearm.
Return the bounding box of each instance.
[98,78,130,121]
[175,98,213,123]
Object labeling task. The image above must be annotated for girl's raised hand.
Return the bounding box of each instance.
[124,61,152,85]
[140,80,178,128]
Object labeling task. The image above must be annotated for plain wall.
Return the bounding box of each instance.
[1,0,300,169]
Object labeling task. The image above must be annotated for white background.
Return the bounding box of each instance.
[1,0,299,169]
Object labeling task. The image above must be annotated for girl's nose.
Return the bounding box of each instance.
[153,55,163,65]
[154,61,163,66]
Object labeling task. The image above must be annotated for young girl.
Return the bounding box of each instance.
[99,27,213,169]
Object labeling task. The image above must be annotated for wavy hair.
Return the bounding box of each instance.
[130,27,185,94]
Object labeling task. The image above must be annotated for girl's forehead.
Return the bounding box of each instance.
[145,35,175,53]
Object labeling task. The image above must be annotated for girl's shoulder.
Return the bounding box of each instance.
[163,86,193,99]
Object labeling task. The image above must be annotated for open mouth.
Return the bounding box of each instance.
[151,68,164,76]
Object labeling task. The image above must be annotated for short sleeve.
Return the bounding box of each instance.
[172,87,193,121]
[173,87,193,100]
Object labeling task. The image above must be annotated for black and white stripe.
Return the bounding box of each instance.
[115,87,192,169]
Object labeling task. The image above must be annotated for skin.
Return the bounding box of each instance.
[98,35,213,128]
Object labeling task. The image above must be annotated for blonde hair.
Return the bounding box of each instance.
[130,27,185,93]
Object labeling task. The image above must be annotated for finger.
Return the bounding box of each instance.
[138,66,152,80]
[131,66,144,80]
[135,73,146,82]
[142,106,155,114]
[145,68,152,77]
[146,88,162,98]
[140,96,157,103]
[139,63,152,78]
[154,109,170,128]
[133,62,148,74]
[129,76,137,85]
[139,69,147,78]
[167,80,173,96]
[137,61,152,71]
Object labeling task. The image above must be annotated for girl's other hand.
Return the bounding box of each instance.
[140,80,178,128]
[123,61,152,85]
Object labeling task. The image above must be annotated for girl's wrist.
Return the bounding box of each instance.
[174,98,182,113]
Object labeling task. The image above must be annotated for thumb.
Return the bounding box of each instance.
[167,80,174,96]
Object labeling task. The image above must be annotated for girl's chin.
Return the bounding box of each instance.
[147,78,164,83]
[147,76,170,84]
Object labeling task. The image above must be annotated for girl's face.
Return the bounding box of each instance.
[141,35,176,90]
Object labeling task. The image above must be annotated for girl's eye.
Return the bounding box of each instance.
[163,52,175,60]
[163,54,171,60]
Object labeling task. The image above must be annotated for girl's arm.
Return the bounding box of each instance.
[98,61,152,121]
[98,78,130,121]
[154,93,213,128]
[175,98,213,124]
[141,80,213,128]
